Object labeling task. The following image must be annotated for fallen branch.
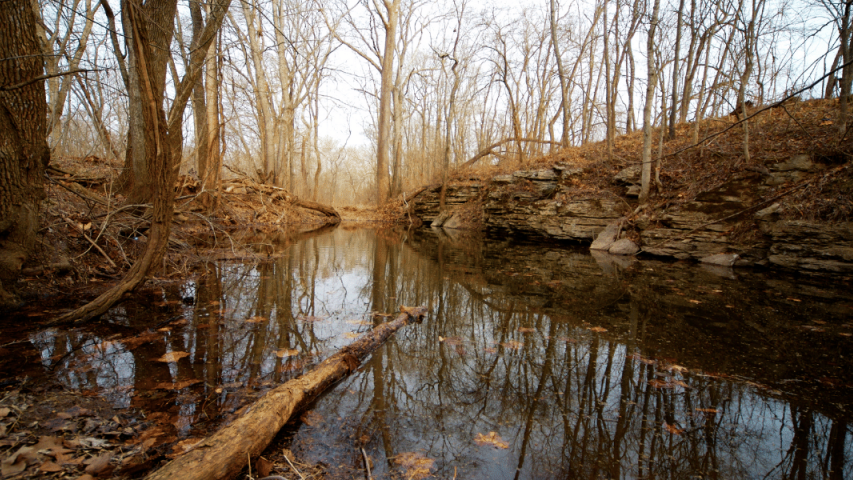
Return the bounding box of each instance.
[144,305,428,480]
[459,138,563,169]
[62,216,118,269]
[292,198,342,224]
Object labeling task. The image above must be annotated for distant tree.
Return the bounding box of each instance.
[0,0,50,310]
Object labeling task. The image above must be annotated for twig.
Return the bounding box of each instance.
[63,216,118,269]
[283,454,305,480]
[361,448,373,480]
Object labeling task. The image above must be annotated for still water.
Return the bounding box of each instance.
[25,227,853,478]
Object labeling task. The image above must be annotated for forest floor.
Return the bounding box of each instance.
[1,97,851,480]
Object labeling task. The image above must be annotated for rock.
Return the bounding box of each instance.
[492,175,514,185]
[609,239,639,256]
[590,249,637,275]
[442,213,465,229]
[553,163,583,179]
[754,203,781,220]
[625,185,641,197]
[613,165,641,185]
[699,253,739,266]
[759,220,853,272]
[771,154,814,172]
[513,169,559,181]
[431,210,451,228]
[590,223,620,251]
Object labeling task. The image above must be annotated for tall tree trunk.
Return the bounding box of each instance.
[550,0,571,147]
[376,0,399,204]
[668,0,685,139]
[0,0,50,310]
[640,0,661,204]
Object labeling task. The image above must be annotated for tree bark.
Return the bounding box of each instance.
[639,0,661,204]
[376,0,400,204]
[144,306,428,480]
[0,0,50,310]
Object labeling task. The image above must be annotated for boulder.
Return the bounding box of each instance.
[590,223,620,251]
[613,165,641,185]
[699,253,739,267]
[609,239,639,256]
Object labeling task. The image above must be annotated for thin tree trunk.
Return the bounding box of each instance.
[640,0,661,204]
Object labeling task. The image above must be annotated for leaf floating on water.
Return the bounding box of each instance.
[663,422,684,435]
[474,431,509,449]
[671,380,690,388]
[558,336,577,343]
[840,332,852,337]
[154,379,201,390]
[276,348,299,358]
[298,315,325,323]
[695,408,720,414]
[155,351,190,363]
[439,336,463,345]
[517,327,536,333]
[344,332,360,339]
[394,452,435,480]
[689,299,701,304]
[484,347,497,354]
[501,341,523,350]
[346,319,372,326]
[648,379,672,389]
[668,364,688,373]
[787,298,802,302]
[245,316,268,323]
[300,411,323,427]
[812,320,826,325]
[588,326,607,333]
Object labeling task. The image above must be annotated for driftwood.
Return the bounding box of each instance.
[144,305,428,480]
[292,197,342,224]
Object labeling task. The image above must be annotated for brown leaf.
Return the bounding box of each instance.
[517,327,536,333]
[84,453,111,475]
[256,457,273,478]
[1,446,34,476]
[297,315,324,323]
[154,379,201,390]
[245,316,268,323]
[438,336,463,345]
[300,411,323,427]
[484,347,497,354]
[275,348,299,358]
[0,408,10,418]
[474,431,509,449]
[344,332,360,339]
[588,326,607,333]
[663,422,684,435]
[648,379,672,389]
[155,351,190,363]
[39,461,63,473]
[501,341,523,350]
[695,408,719,414]
[689,299,701,304]
[394,452,435,480]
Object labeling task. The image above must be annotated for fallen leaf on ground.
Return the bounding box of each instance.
[39,461,62,473]
[155,352,190,363]
[0,408,9,418]
[84,452,111,475]
[256,457,273,477]
[276,348,299,358]
[474,431,509,449]
[394,452,435,480]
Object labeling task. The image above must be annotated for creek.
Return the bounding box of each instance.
[7,226,853,479]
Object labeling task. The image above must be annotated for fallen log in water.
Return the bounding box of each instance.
[144,306,428,480]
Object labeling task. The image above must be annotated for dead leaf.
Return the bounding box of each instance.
[438,336,463,345]
[245,316,268,323]
[812,319,826,324]
[39,461,63,473]
[1,445,34,476]
[689,299,701,304]
[297,315,324,323]
[345,319,371,326]
[648,379,672,389]
[84,452,111,475]
[300,411,323,427]
[474,431,509,449]
[275,348,299,358]
[668,364,687,373]
[663,422,684,435]
[588,326,607,333]
[484,347,497,354]
[154,379,201,390]
[155,351,190,363]
[501,341,523,350]
[0,408,10,418]
[394,451,435,480]
[517,327,536,333]
[256,457,273,477]
[344,332,360,339]
[557,336,577,343]
[695,408,719,414]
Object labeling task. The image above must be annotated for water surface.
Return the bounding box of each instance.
[16,227,853,478]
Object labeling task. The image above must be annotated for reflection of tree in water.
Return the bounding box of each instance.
[290,229,852,479]
[28,228,853,478]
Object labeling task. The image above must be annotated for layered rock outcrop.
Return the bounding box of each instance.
[410,156,853,273]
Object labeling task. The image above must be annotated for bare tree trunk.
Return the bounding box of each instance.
[0,0,50,310]
[376,0,399,204]
[550,0,571,147]
[668,0,685,139]
[640,0,661,204]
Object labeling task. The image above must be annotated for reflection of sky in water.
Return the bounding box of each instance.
[26,228,853,479]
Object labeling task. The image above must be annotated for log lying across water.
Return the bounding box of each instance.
[145,306,428,480]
